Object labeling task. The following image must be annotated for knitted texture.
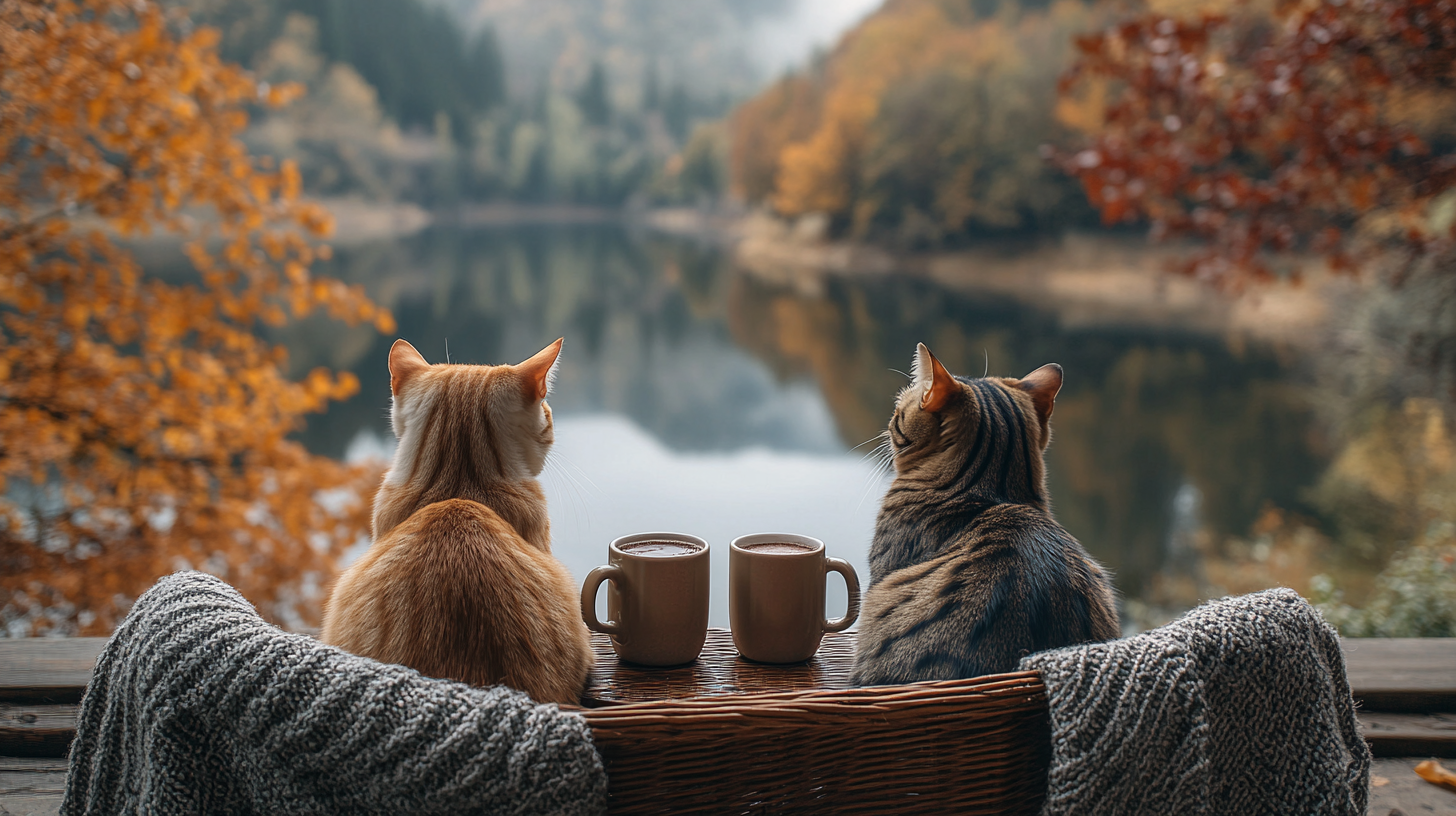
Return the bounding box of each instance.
[1020,588,1369,816]
[61,571,607,816]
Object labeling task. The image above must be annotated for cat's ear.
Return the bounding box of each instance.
[516,338,564,403]
[1016,363,1063,443]
[914,342,957,413]
[388,339,429,397]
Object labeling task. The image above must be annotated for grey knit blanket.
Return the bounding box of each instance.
[1020,588,1369,816]
[62,572,607,815]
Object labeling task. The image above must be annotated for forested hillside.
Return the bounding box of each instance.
[175,0,734,206]
[730,0,1108,247]
[430,0,793,100]
[181,0,501,135]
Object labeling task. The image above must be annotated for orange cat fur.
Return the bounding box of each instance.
[320,338,593,705]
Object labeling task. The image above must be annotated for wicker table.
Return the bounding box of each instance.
[579,627,1052,814]
[584,628,856,706]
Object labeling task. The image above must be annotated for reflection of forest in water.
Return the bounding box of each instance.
[278,224,1327,604]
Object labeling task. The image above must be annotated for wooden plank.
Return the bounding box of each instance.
[0,759,67,774]
[0,763,66,794]
[5,701,1456,764]
[1369,757,1456,816]
[1361,712,1456,758]
[0,791,64,816]
[0,636,1451,710]
[0,757,66,816]
[0,707,77,759]
[0,640,105,705]
[1343,638,1456,713]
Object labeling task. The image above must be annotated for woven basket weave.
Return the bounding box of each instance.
[581,631,1051,815]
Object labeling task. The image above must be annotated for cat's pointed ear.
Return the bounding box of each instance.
[914,342,957,413]
[517,338,563,403]
[1016,363,1063,443]
[389,339,429,397]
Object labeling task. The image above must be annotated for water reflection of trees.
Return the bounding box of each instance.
[724,272,1326,594]
[278,226,842,458]
[278,226,1326,599]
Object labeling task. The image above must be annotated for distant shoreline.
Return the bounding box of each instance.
[129,196,1339,350]
[305,199,634,244]
[640,207,1341,351]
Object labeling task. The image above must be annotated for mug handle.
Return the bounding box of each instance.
[581,565,625,637]
[822,557,861,633]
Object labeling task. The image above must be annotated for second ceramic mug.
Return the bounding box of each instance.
[729,532,861,664]
[580,532,711,666]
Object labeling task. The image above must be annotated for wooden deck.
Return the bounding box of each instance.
[1,637,1452,813]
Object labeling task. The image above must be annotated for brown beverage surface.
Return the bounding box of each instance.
[621,540,700,557]
[742,541,816,555]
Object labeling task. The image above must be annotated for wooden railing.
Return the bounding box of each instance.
[1,636,1453,812]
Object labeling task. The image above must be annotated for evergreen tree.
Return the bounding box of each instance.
[468,26,506,112]
[284,0,484,132]
[577,62,612,127]
[664,84,692,141]
[643,60,661,111]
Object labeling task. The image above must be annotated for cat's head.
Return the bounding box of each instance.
[385,338,563,481]
[889,343,1062,501]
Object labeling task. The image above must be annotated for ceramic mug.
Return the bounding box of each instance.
[729,532,861,664]
[581,532,711,666]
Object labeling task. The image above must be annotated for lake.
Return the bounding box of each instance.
[278,223,1328,630]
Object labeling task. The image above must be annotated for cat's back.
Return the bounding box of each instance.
[322,498,592,703]
[854,504,1118,685]
[357,497,554,590]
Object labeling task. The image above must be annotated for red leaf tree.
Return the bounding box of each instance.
[1056,0,1456,287]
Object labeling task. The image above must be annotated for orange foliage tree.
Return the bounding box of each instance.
[0,0,394,636]
[728,0,1103,244]
[1055,0,1456,286]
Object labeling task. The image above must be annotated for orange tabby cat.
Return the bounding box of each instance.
[321,338,593,705]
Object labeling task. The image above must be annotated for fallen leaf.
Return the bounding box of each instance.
[1415,759,1456,793]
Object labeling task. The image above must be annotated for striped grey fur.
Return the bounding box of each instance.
[852,344,1119,686]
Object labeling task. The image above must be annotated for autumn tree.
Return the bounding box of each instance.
[728,0,1104,246]
[0,0,394,636]
[1055,0,1456,286]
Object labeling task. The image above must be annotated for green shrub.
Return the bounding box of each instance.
[1311,533,1456,637]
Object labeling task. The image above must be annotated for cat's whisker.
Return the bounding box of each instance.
[557,463,595,525]
[868,447,892,471]
[855,442,894,510]
[863,440,891,466]
[856,473,890,511]
[545,453,599,536]
[854,432,892,465]
[849,431,889,453]
[874,448,895,478]
[549,450,603,497]
[867,441,890,467]
[542,452,593,541]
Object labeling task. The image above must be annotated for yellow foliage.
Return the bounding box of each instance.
[733,0,1105,239]
[729,75,822,202]
[1055,76,1109,134]
[0,1,394,635]
[771,2,951,217]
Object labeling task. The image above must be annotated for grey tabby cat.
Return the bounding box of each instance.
[851,343,1119,686]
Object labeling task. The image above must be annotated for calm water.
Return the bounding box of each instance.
[279,224,1326,628]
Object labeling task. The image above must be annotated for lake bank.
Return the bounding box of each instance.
[111,194,1346,356]
[643,206,1342,352]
